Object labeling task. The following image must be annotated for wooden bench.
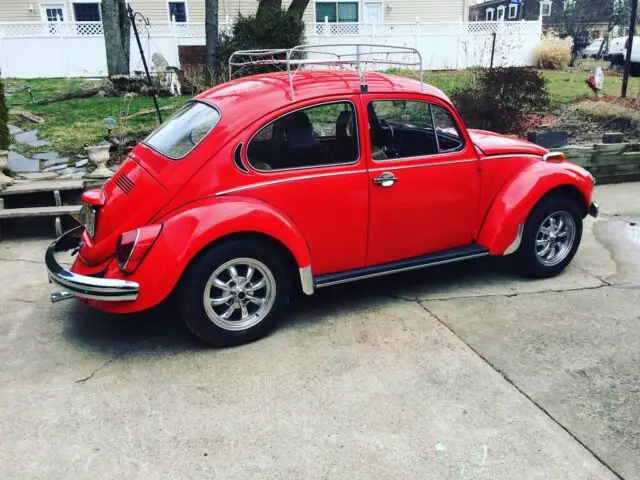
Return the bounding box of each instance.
[0,180,85,239]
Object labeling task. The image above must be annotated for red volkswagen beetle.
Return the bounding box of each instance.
[47,48,598,346]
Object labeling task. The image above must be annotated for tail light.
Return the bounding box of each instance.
[81,189,106,238]
[543,152,566,163]
[116,224,163,274]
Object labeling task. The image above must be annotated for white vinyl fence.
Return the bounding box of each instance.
[0,19,542,78]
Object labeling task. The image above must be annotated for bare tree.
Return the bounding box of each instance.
[101,0,130,77]
[287,0,311,19]
[205,0,219,85]
[256,0,310,20]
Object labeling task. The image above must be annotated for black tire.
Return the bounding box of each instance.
[176,239,292,347]
[515,194,583,279]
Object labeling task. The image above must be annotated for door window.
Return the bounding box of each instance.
[363,2,383,22]
[368,100,463,160]
[247,101,359,171]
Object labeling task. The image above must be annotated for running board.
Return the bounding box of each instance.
[314,244,489,288]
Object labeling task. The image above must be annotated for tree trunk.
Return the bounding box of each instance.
[257,0,283,19]
[205,0,219,86]
[101,0,131,78]
[287,0,310,20]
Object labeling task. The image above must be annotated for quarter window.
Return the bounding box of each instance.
[368,100,463,160]
[144,101,220,159]
[247,102,359,171]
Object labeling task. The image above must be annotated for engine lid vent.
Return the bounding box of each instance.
[115,173,135,194]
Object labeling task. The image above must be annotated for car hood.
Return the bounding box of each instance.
[468,129,548,157]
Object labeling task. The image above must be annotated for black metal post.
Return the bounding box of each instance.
[490,32,497,69]
[127,4,163,124]
[622,0,638,98]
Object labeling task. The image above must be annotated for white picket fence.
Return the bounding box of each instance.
[0,19,542,78]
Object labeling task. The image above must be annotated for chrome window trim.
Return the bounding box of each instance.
[141,100,221,161]
[481,153,543,160]
[245,99,361,173]
[368,159,476,172]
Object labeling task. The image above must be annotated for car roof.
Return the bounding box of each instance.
[196,70,452,121]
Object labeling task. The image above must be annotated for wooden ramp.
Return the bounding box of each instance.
[0,180,85,240]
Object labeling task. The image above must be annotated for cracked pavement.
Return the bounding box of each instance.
[0,182,638,479]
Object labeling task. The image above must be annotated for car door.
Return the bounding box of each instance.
[363,94,481,266]
[240,98,369,275]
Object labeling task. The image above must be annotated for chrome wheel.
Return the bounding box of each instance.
[203,258,276,331]
[535,211,576,267]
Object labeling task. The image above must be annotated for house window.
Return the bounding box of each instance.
[315,2,359,22]
[168,2,187,22]
[541,1,552,16]
[508,3,518,18]
[486,8,495,21]
[73,3,101,21]
[497,5,505,20]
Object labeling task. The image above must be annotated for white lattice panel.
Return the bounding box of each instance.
[418,22,461,36]
[377,23,417,35]
[0,22,53,37]
[71,22,103,36]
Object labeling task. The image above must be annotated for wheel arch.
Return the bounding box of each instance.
[178,231,303,295]
[478,164,593,255]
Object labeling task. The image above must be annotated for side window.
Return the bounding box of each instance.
[431,104,464,152]
[247,101,358,171]
[368,100,463,161]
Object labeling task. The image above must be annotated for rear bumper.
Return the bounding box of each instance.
[589,202,599,218]
[46,226,139,302]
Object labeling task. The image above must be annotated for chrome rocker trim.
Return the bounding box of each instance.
[46,226,140,302]
[589,202,599,218]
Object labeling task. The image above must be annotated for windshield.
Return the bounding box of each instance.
[143,101,220,159]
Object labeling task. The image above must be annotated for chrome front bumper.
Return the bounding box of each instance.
[589,202,599,218]
[46,226,139,302]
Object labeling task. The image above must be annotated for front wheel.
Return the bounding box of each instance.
[514,195,583,278]
[176,239,291,347]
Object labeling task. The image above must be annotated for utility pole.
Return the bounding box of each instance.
[621,0,638,98]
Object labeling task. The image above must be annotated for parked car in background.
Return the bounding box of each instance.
[46,46,599,347]
[607,36,640,76]
[581,38,605,58]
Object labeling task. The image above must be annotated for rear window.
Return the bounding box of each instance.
[143,101,220,159]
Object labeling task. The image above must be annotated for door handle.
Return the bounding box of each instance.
[373,172,397,187]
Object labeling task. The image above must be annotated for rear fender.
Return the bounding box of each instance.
[478,161,593,255]
[89,196,312,313]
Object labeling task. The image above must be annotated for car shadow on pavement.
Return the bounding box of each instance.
[59,256,510,353]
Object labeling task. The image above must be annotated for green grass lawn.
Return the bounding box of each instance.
[6,78,189,158]
[5,68,639,158]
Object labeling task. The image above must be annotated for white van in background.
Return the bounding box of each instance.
[607,36,640,76]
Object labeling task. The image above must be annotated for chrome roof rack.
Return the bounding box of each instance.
[228,44,424,101]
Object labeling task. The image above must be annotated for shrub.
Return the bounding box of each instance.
[220,9,305,79]
[451,67,550,134]
[533,35,573,70]
[0,77,9,151]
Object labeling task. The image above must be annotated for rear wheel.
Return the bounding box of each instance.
[515,195,583,278]
[177,239,291,347]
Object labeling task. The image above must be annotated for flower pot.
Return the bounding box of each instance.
[0,150,14,186]
[85,144,113,179]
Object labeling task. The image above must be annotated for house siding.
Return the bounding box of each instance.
[1,0,465,23]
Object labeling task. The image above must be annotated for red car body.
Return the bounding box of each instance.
[47,69,597,343]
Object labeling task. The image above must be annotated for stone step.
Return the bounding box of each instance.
[0,180,85,196]
[0,205,83,219]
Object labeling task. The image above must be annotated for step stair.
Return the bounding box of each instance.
[0,180,85,240]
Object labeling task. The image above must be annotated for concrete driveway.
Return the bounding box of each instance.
[0,182,638,480]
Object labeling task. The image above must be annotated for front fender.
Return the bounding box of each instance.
[478,161,594,255]
[85,196,311,313]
